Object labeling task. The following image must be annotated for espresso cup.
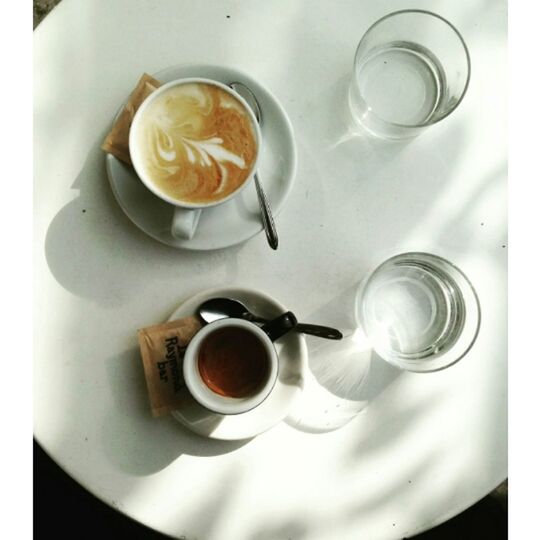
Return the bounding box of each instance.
[129,78,262,240]
[183,312,297,415]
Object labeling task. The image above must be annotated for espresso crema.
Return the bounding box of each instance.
[136,82,258,204]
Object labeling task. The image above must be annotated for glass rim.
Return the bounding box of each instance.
[356,252,481,373]
[353,9,472,130]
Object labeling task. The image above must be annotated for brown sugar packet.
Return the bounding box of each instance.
[137,316,203,417]
[102,73,162,165]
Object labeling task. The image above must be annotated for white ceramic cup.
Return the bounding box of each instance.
[183,313,296,415]
[129,78,262,240]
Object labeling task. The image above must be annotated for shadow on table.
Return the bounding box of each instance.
[44,131,245,309]
[43,132,253,479]
[102,346,252,476]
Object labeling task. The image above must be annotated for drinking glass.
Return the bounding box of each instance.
[355,253,480,372]
[349,10,471,139]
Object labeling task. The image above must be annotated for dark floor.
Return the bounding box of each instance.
[33,2,508,538]
[410,480,508,539]
[33,0,62,28]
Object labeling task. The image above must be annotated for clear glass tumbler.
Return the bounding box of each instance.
[355,253,480,372]
[349,10,471,139]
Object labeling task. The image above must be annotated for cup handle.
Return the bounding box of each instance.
[261,311,298,342]
[171,207,202,240]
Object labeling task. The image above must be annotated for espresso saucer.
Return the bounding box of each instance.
[106,64,297,250]
[169,287,308,440]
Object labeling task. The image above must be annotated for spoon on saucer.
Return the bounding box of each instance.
[198,297,343,340]
[229,81,279,250]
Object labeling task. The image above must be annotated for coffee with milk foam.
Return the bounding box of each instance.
[136,82,258,205]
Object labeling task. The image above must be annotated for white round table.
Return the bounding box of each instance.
[34,1,507,538]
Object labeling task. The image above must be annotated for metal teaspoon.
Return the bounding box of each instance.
[198,297,343,340]
[229,81,279,250]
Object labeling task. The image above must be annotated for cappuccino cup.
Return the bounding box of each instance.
[129,78,262,240]
[183,312,297,415]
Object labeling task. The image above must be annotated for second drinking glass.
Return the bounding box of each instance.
[349,10,471,139]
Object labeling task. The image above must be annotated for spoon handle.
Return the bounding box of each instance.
[240,312,342,340]
[295,323,343,340]
[254,173,279,250]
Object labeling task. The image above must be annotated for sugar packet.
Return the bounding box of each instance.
[137,316,202,417]
[102,73,161,165]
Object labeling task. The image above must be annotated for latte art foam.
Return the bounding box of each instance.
[137,83,258,204]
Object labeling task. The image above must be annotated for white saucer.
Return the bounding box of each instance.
[169,287,308,440]
[106,64,297,250]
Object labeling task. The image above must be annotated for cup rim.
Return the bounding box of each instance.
[183,318,279,415]
[129,77,262,209]
[353,9,471,130]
